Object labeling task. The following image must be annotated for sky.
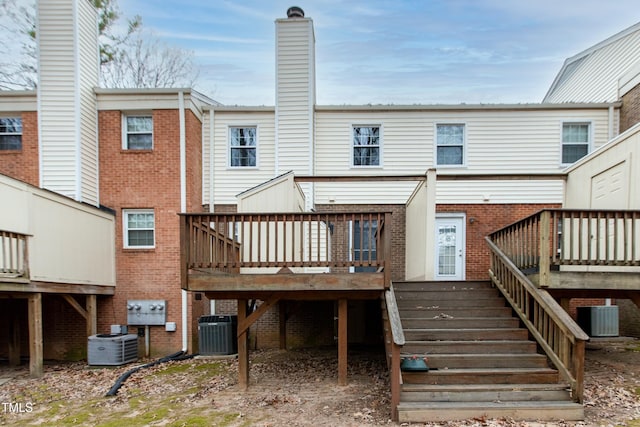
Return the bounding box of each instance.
[11,0,640,106]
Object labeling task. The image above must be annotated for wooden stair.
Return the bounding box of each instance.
[393,281,584,423]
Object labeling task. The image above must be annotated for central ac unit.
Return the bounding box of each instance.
[88,334,138,366]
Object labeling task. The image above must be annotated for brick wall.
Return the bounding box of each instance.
[98,109,207,356]
[0,111,39,186]
[621,82,640,133]
[436,203,561,280]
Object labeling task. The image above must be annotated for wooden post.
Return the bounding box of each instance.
[391,343,401,421]
[8,302,21,366]
[86,295,97,337]
[338,298,348,386]
[237,299,249,390]
[572,339,586,403]
[279,300,287,350]
[28,293,43,378]
[539,210,551,287]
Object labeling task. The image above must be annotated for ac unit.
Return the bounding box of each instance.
[88,334,138,366]
[577,306,619,337]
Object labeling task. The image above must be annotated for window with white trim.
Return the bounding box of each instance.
[562,122,590,164]
[0,117,22,150]
[123,209,155,248]
[123,115,153,150]
[436,123,465,166]
[229,127,257,167]
[352,126,381,167]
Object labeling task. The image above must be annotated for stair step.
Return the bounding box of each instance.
[394,281,494,291]
[401,317,520,329]
[419,353,549,369]
[397,400,584,423]
[400,383,571,402]
[395,288,500,300]
[397,298,507,309]
[404,328,529,341]
[402,367,559,385]
[402,340,538,354]
[400,307,513,318]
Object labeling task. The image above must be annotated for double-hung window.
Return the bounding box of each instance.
[0,117,22,150]
[123,209,155,248]
[230,127,257,167]
[352,126,381,167]
[123,115,153,150]
[436,123,465,166]
[562,122,590,164]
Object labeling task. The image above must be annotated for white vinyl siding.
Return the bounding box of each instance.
[204,110,276,205]
[275,17,315,176]
[38,0,99,206]
[545,25,640,103]
[314,107,612,204]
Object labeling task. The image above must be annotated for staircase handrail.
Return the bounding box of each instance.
[383,282,404,421]
[485,236,589,403]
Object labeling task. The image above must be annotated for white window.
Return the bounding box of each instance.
[562,122,590,164]
[352,126,381,167]
[0,117,22,150]
[123,115,153,150]
[229,127,257,167]
[436,123,465,166]
[123,209,155,248]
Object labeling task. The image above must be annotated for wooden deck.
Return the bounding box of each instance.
[179,211,392,296]
[1,229,114,378]
[179,211,393,389]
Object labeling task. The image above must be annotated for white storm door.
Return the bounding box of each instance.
[435,216,465,281]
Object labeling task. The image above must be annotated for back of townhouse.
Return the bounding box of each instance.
[2,3,640,362]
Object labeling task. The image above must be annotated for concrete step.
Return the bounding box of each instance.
[417,353,549,369]
[402,367,559,385]
[402,340,538,354]
[397,400,584,423]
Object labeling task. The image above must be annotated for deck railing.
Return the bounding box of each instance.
[381,282,405,421]
[0,230,29,280]
[180,212,392,284]
[484,208,640,403]
[486,237,588,402]
[489,209,640,286]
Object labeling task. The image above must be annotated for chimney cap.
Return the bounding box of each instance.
[286,6,305,18]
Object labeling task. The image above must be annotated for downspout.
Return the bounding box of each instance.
[208,109,216,315]
[179,91,188,352]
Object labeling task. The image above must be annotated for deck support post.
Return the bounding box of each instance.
[8,302,21,366]
[279,301,287,350]
[338,298,348,386]
[237,299,249,390]
[86,295,97,337]
[28,292,43,378]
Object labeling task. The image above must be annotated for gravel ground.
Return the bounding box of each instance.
[0,338,639,426]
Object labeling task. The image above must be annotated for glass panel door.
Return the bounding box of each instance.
[435,217,465,280]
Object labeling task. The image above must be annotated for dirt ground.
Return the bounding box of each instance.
[1,338,639,426]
